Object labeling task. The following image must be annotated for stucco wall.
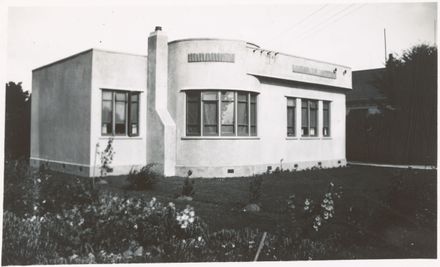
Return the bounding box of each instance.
[168,39,349,177]
[89,49,148,176]
[30,50,93,176]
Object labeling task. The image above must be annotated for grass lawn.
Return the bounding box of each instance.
[97,165,437,260]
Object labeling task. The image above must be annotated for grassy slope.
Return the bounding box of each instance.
[95,165,436,259]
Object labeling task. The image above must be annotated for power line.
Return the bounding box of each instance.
[295,4,358,42]
[296,4,365,43]
[271,4,330,41]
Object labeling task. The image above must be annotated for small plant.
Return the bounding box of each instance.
[100,138,115,177]
[126,164,160,190]
[248,176,263,204]
[181,172,196,198]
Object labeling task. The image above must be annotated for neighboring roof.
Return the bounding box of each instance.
[347,68,386,102]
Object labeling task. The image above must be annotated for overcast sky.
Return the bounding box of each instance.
[5,1,437,91]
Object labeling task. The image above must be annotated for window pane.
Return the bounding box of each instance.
[287,98,295,107]
[130,93,139,102]
[237,92,248,102]
[250,126,257,136]
[131,124,138,135]
[203,102,218,135]
[115,101,126,124]
[187,91,200,102]
[130,102,138,123]
[115,123,126,134]
[116,92,126,101]
[102,123,112,135]
[102,91,112,100]
[301,105,308,128]
[250,94,257,103]
[310,108,317,128]
[102,100,112,123]
[237,102,248,125]
[310,100,317,109]
[221,91,235,101]
[221,125,234,135]
[287,107,295,136]
[238,126,249,135]
[221,100,234,125]
[323,109,329,128]
[187,92,201,136]
[250,102,256,136]
[202,91,218,101]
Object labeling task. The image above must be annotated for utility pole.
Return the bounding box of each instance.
[384,28,387,63]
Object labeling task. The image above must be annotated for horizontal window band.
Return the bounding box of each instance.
[181,137,260,140]
[98,136,143,140]
[180,88,260,94]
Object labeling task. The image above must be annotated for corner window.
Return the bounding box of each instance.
[186,90,257,137]
[301,99,318,137]
[287,98,296,136]
[101,90,140,136]
[323,101,330,136]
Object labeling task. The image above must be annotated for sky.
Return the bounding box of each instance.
[5,0,437,92]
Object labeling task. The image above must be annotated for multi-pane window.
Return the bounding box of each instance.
[323,101,330,137]
[287,98,296,136]
[101,90,140,136]
[301,99,318,137]
[186,90,257,137]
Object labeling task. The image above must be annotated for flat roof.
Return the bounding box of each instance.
[32,48,147,72]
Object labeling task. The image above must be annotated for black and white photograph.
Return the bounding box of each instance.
[0,0,438,265]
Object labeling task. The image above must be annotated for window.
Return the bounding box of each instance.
[101,90,140,136]
[185,90,257,137]
[287,98,296,136]
[323,101,330,136]
[301,99,318,137]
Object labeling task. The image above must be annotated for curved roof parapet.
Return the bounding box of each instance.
[169,38,249,45]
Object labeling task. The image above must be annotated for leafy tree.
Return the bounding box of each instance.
[348,44,437,165]
[5,81,31,160]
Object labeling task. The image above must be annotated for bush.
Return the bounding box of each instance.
[126,164,160,190]
[181,177,195,197]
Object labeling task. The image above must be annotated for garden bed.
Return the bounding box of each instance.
[2,162,437,264]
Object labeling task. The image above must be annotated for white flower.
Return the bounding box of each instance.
[304,199,310,205]
[198,236,202,241]
[330,182,334,187]
[37,178,41,183]
[30,216,36,222]
[134,224,138,229]
[34,206,38,211]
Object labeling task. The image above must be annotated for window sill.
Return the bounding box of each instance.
[181,136,260,140]
[300,137,320,140]
[286,137,299,140]
[322,137,332,140]
[99,136,143,140]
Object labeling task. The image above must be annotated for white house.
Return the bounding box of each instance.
[30,27,352,178]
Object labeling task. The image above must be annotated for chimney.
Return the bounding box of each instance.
[146,26,176,176]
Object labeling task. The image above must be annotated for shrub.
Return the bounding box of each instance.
[248,176,263,204]
[100,138,115,176]
[181,177,196,197]
[126,164,160,190]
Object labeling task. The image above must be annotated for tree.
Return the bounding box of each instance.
[5,81,31,160]
[376,44,437,164]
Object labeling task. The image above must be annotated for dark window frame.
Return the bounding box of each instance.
[301,99,318,137]
[185,90,258,137]
[287,97,296,137]
[323,101,331,137]
[101,90,140,137]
